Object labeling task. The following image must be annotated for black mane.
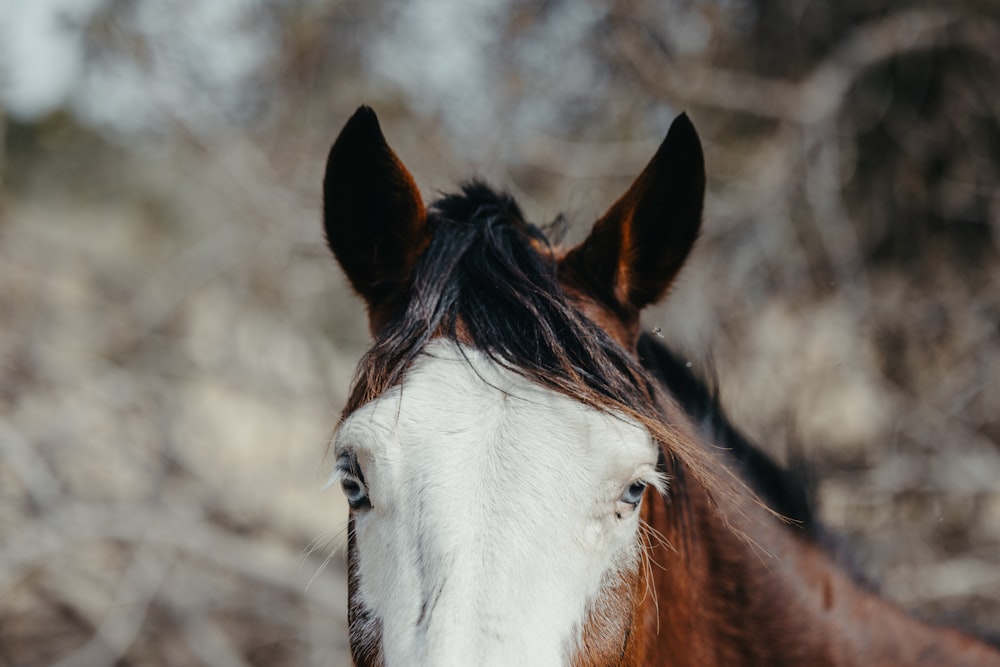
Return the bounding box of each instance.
[637,335,817,532]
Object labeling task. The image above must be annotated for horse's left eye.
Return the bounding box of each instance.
[620,480,647,508]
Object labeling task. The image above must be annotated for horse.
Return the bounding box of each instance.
[321,105,1000,666]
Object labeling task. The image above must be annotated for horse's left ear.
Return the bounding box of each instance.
[323,106,428,326]
[559,113,705,322]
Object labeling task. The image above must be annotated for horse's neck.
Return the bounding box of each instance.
[636,477,1000,667]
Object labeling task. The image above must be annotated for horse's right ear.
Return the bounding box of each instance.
[323,106,428,324]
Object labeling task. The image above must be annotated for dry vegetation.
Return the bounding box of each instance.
[1,1,999,664]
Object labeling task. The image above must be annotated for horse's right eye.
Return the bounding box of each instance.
[336,454,371,511]
[340,476,371,511]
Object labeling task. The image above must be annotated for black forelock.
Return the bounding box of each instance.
[429,181,527,233]
[344,180,662,422]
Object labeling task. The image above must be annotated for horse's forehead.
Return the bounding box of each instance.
[338,341,653,475]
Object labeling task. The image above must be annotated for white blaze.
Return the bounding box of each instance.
[334,340,661,667]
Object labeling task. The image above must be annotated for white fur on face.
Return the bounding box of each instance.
[334,340,663,667]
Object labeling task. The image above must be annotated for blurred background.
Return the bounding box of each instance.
[1,0,999,664]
